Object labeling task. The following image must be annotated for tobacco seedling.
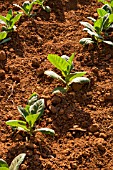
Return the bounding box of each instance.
[13,1,35,16]
[0,153,26,170]
[0,9,22,31]
[98,0,113,13]
[33,0,51,12]
[44,53,90,93]
[79,14,113,45]
[6,93,55,136]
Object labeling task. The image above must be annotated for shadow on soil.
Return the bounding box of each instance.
[5,137,54,170]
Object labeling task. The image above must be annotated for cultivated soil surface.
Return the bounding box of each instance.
[0,0,113,169]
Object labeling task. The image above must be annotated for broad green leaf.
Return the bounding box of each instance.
[11,13,22,27]
[37,128,55,135]
[6,120,28,131]
[111,1,113,8]
[28,93,38,105]
[94,17,103,33]
[9,153,26,170]
[52,87,66,94]
[0,16,7,24]
[67,53,75,70]
[17,106,29,119]
[87,17,96,22]
[83,28,103,39]
[102,4,112,13]
[0,31,7,41]
[0,159,8,168]
[66,72,86,83]
[47,54,70,76]
[102,14,109,29]
[80,21,95,32]
[109,14,113,23]
[103,40,113,45]
[29,99,44,118]
[6,9,13,21]
[0,167,8,169]
[44,70,66,83]
[26,114,39,127]
[79,38,94,45]
[97,8,108,17]
[68,77,90,86]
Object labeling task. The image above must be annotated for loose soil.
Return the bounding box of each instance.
[0,0,113,170]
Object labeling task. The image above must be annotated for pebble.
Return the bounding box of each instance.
[0,50,6,60]
[51,95,61,105]
[91,66,99,73]
[94,138,106,151]
[70,162,77,169]
[32,58,40,68]
[49,105,57,113]
[0,69,5,78]
[99,133,107,139]
[36,68,44,76]
[21,164,27,170]
[12,75,20,82]
[89,123,99,132]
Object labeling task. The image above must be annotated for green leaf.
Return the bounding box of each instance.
[67,53,75,68]
[29,99,44,118]
[37,128,55,135]
[44,70,66,83]
[94,17,103,33]
[103,40,113,45]
[17,106,29,119]
[0,167,8,170]
[0,159,8,168]
[68,77,90,86]
[80,21,95,32]
[6,120,28,131]
[52,87,66,94]
[0,37,11,45]
[108,14,113,23]
[102,4,112,13]
[97,8,108,17]
[0,31,7,41]
[0,15,7,24]
[6,9,13,21]
[26,114,39,127]
[66,72,86,83]
[11,13,22,28]
[79,38,94,45]
[9,153,26,170]
[47,54,70,76]
[28,93,38,105]
[83,28,102,39]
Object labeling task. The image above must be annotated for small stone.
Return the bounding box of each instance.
[12,75,20,82]
[94,13,98,17]
[51,95,61,105]
[21,164,27,170]
[0,50,6,60]
[36,68,44,76]
[89,123,99,132]
[49,105,57,113]
[32,58,40,68]
[92,67,98,73]
[59,108,64,114]
[70,162,77,169]
[99,133,107,139]
[9,48,14,52]
[0,69,5,78]
[94,138,106,151]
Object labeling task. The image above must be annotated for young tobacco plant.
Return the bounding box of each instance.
[33,0,51,12]
[6,93,55,136]
[13,1,35,17]
[98,0,113,13]
[0,9,22,31]
[44,53,90,93]
[0,153,26,170]
[79,13,113,45]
